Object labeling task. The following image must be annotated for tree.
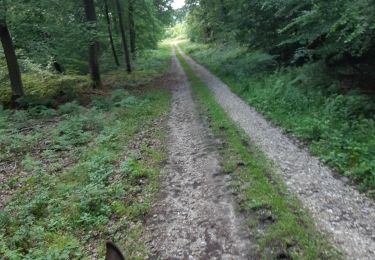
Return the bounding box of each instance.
[83,0,101,88]
[185,0,375,74]
[0,0,173,98]
[128,0,136,55]
[104,0,120,66]
[115,0,132,73]
[0,4,24,101]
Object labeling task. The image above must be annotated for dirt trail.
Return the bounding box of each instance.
[177,47,375,259]
[144,50,253,259]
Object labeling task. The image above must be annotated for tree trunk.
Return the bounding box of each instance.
[104,0,120,66]
[83,0,102,88]
[115,0,132,73]
[0,20,24,101]
[128,0,136,56]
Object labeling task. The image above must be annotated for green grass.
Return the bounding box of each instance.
[0,46,171,259]
[179,41,375,194]
[176,51,341,259]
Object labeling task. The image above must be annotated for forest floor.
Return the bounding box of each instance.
[174,46,375,259]
[0,47,173,259]
[1,44,374,259]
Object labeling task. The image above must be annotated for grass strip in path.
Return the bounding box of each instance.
[176,51,341,259]
[179,41,375,193]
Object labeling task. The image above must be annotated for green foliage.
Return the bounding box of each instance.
[0,0,173,102]
[185,0,375,75]
[278,0,375,59]
[177,51,340,259]
[103,43,171,89]
[26,105,57,118]
[181,41,375,192]
[165,22,187,39]
[0,82,170,260]
[3,0,172,72]
[0,70,90,105]
[58,101,83,115]
[0,46,172,258]
[0,47,6,85]
[131,0,172,50]
[183,42,277,77]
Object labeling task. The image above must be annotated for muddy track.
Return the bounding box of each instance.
[144,50,253,259]
[177,47,375,259]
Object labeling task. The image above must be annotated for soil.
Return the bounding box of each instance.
[144,50,253,259]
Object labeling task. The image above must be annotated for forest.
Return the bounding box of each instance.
[181,0,375,191]
[0,0,172,102]
[0,0,374,259]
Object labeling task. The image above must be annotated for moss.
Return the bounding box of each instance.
[0,73,91,105]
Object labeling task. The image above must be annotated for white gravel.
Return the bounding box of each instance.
[177,47,375,260]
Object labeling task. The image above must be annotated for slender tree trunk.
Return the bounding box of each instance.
[0,20,24,101]
[115,0,132,73]
[104,0,120,66]
[128,0,136,56]
[83,0,102,88]
[112,10,119,34]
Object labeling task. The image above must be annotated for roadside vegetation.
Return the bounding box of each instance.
[175,0,375,193]
[0,0,174,257]
[0,42,171,259]
[1,0,374,258]
[179,41,375,194]
[177,51,341,259]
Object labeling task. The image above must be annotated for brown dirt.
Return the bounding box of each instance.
[144,50,253,259]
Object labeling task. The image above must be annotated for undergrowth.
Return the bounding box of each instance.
[180,41,375,193]
[0,53,91,105]
[103,44,172,89]
[0,43,172,106]
[177,51,341,259]
[0,45,171,259]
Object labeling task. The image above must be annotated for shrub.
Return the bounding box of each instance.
[182,41,375,191]
[58,101,83,115]
[0,72,90,105]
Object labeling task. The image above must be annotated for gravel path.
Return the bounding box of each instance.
[144,50,253,259]
[177,47,375,260]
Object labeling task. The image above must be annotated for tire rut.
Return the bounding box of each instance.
[177,47,375,260]
[144,50,253,259]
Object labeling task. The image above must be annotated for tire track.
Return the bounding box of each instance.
[177,46,375,260]
[144,49,253,259]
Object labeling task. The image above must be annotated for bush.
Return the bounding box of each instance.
[182,41,375,192]
[58,101,83,115]
[0,71,90,105]
[28,105,58,118]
